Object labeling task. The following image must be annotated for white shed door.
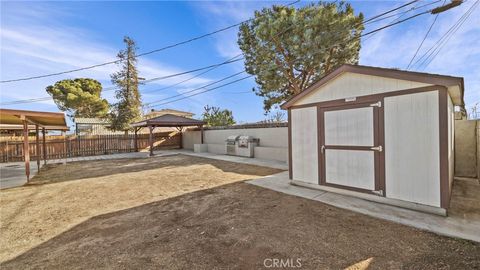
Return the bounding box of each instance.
[320,103,382,192]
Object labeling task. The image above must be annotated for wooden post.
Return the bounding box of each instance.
[35,125,40,171]
[178,127,183,149]
[42,128,47,165]
[22,120,30,181]
[5,140,8,163]
[200,125,204,144]
[134,127,138,152]
[149,126,154,157]
[62,131,67,164]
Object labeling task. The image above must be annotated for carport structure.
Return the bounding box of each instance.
[0,109,68,181]
[131,114,205,156]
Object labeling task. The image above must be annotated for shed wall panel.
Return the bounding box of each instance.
[384,91,440,207]
[297,72,430,105]
[448,95,454,190]
[291,107,318,184]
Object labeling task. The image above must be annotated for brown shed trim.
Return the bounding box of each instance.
[280,64,464,109]
[438,87,450,210]
[289,84,451,210]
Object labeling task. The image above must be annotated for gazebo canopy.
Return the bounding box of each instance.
[131,114,205,157]
[0,108,69,182]
[131,114,205,127]
[0,109,68,130]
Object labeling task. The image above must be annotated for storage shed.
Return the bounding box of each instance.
[281,64,464,215]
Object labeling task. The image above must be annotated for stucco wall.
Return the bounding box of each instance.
[454,120,478,178]
[182,126,288,162]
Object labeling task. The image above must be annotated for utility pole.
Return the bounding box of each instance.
[431,0,463,14]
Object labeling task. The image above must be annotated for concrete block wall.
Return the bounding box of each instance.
[454,120,479,178]
[183,125,288,162]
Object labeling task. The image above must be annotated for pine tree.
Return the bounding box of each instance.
[109,36,142,131]
[46,78,109,118]
[238,2,364,112]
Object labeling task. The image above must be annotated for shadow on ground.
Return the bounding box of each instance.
[2,182,479,270]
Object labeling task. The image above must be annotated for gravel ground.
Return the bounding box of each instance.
[0,154,280,263]
[1,154,479,269]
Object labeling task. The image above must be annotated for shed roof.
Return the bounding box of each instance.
[281,64,465,109]
[0,109,69,130]
[131,114,205,127]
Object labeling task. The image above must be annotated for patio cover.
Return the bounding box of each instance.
[131,114,205,156]
[0,109,69,181]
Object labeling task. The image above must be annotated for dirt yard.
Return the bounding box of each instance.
[0,154,281,263]
[1,155,479,269]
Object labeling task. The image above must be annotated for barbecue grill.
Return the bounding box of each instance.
[225,135,259,157]
[226,135,239,155]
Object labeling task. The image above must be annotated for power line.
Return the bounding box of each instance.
[0,1,443,106]
[145,71,246,106]
[148,75,253,108]
[412,0,478,70]
[363,0,420,24]
[364,0,441,25]
[148,9,436,108]
[0,57,243,105]
[417,0,478,70]
[141,54,244,95]
[406,1,446,69]
[0,1,300,84]
[363,0,426,43]
[409,0,472,69]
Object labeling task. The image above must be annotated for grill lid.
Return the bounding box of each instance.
[238,135,257,147]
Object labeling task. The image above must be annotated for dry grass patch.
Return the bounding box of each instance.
[0,154,281,262]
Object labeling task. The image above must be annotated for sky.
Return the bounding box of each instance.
[1,0,479,129]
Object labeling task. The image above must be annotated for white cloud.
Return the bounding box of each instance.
[0,4,212,110]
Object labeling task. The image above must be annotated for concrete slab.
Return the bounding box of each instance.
[0,162,40,189]
[168,149,288,170]
[247,172,480,243]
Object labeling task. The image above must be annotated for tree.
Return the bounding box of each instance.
[257,110,286,124]
[238,1,364,112]
[202,105,236,126]
[46,78,109,118]
[109,36,142,131]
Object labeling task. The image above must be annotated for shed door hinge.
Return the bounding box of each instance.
[370,101,382,107]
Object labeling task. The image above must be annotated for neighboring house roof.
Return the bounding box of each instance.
[281,64,465,109]
[74,118,110,125]
[131,114,205,127]
[0,109,69,130]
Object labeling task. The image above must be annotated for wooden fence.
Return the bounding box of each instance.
[0,132,181,163]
